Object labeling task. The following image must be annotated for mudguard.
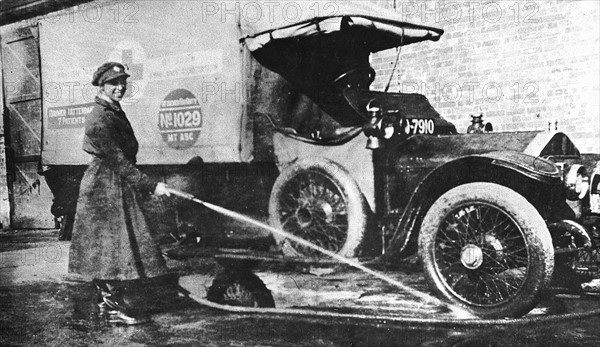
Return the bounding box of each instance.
[383,151,563,258]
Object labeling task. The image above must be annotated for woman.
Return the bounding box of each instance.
[69,62,171,325]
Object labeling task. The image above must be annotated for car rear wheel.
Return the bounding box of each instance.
[418,182,554,318]
[269,158,369,258]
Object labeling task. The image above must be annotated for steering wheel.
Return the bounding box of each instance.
[330,67,376,91]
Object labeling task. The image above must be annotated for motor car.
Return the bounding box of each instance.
[227,1,600,319]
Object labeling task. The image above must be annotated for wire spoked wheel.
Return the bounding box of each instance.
[269,158,368,258]
[278,170,348,256]
[419,183,554,318]
[433,203,529,305]
[571,248,600,280]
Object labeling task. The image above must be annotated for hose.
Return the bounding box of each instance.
[166,188,600,327]
[188,292,600,327]
[167,188,473,319]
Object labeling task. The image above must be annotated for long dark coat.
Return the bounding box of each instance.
[69,96,167,281]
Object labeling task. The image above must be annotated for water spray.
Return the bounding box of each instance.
[166,188,475,319]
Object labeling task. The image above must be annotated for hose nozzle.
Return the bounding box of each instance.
[165,188,197,201]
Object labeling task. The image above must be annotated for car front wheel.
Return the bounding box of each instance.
[418,182,554,318]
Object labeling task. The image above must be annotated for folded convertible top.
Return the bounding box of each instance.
[241,0,444,52]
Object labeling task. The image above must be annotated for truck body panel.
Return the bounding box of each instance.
[40,1,249,165]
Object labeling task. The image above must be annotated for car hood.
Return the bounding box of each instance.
[389,131,581,159]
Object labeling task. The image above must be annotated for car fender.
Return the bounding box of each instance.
[383,151,564,258]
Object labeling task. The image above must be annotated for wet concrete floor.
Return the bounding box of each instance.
[2,229,600,346]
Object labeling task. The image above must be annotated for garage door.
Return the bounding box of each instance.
[1,24,54,229]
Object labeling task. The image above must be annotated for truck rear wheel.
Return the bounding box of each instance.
[418,182,554,318]
[207,270,275,308]
[269,158,368,258]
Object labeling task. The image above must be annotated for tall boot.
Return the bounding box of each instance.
[93,279,112,316]
[92,279,150,325]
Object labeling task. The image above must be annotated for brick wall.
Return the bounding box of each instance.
[371,0,600,153]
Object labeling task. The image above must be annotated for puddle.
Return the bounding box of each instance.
[1,279,600,346]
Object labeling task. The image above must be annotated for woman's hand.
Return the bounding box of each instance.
[154,182,171,197]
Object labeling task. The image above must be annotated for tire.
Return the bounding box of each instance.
[206,270,275,308]
[418,182,554,318]
[269,158,369,258]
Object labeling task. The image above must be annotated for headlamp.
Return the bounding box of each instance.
[564,164,590,200]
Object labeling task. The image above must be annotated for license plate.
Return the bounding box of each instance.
[401,118,436,135]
